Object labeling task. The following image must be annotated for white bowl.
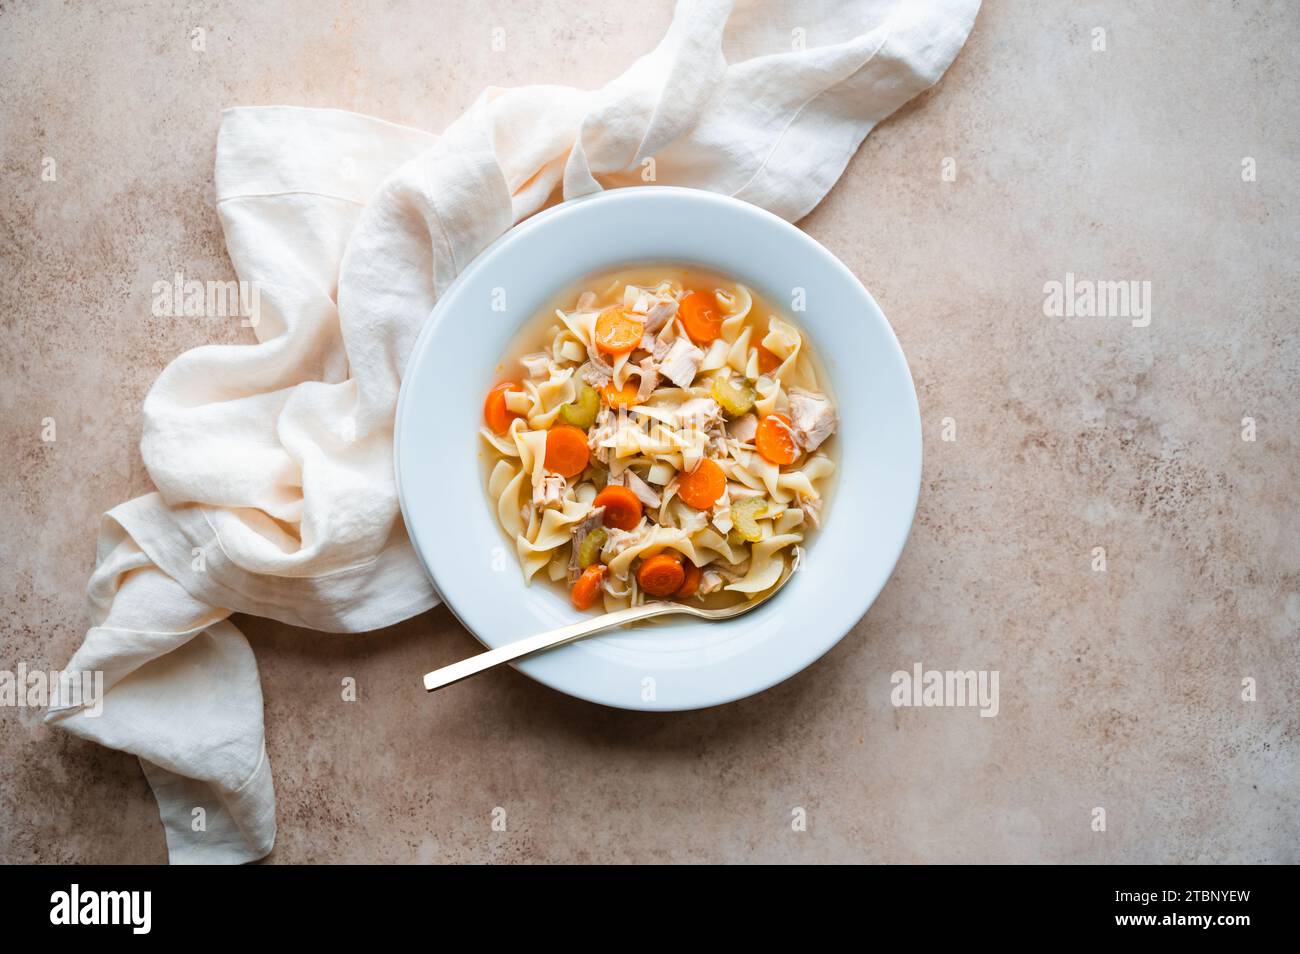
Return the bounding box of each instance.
[395,187,920,710]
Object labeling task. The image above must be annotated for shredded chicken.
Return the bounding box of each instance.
[533,475,565,510]
[587,405,616,463]
[699,569,725,595]
[601,523,657,578]
[651,332,676,362]
[727,412,758,443]
[705,429,729,457]
[676,396,722,431]
[799,495,821,529]
[659,337,704,388]
[642,298,677,334]
[634,357,660,403]
[715,559,750,582]
[579,356,612,389]
[674,507,708,533]
[787,386,836,452]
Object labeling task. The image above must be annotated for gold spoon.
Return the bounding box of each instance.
[423,565,796,692]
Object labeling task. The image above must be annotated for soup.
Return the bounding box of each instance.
[479,265,837,613]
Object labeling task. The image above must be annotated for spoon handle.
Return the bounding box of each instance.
[423,602,675,692]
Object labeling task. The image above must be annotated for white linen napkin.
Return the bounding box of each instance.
[46,0,980,863]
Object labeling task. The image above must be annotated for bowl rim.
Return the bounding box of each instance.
[394,185,922,710]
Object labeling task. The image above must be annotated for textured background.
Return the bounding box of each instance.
[1,1,1296,863]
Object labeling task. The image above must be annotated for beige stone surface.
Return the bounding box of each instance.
[2,1,1296,864]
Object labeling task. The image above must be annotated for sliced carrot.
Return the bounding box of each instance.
[594,307,644,355]
[600,380,640,408]
[675,563,702,598]
[593,484,643,531]
[676,458,726,510]
[484,381,524,434]
[544,425,590,478]
[679,291,724,345]
[756,345,781,375]
[756,413,799,465]
[637,552,685,597]
[571,564,605,610]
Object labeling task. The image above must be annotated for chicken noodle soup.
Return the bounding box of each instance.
[480,266,837,612]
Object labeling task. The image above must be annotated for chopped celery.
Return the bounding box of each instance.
[730,497,767,543]
[711,375,756,417]
[586,462,608,490]
[577,526,608,568]
[559,384,600,429]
